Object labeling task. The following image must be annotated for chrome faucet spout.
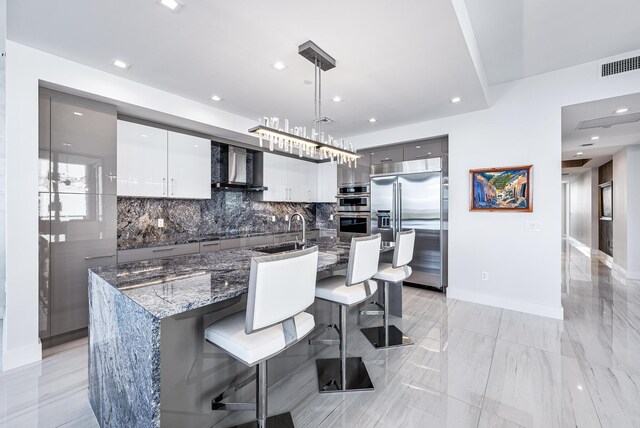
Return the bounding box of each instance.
[288,212,306,247]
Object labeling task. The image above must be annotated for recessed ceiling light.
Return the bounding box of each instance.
[427,152,432,155]
[615,107,629,114]
[73,111,83,116]
[450,97,462,103]
[141,134,148,138]
[211,95,222,101]
[112,59,130,69]
[332,96,342,103]
[576,152,584,156]
[273,62,286,71]
[416,146,421,149]
[158,0,183,11]
[369,118,377,123]
[590,136,600,140]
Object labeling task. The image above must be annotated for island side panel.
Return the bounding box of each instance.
[89,271,162,428]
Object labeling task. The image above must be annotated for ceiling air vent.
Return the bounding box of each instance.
[577,112,640,130]
[601,55,640,77]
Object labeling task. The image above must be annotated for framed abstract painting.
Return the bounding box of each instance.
[470,165,533,212]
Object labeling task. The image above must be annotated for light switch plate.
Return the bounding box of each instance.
[525,221,542,232]
[158,218,165,228]
[271,216,276,222]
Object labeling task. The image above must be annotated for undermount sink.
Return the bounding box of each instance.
[257,243,303,254]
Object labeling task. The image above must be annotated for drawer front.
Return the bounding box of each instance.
[199,241,221,253]
[307,230,319,240]
[118,242,199,263]
[319,229,337,238]
[247,235,274,246]
[220,238,242,250]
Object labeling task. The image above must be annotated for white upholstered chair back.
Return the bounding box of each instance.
[393,229,416,268]
[245,246,319,334]
[345,234,382,286]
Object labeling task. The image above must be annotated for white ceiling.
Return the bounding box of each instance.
[7,0,489,137]
[562,92,640,174]
[464,0,640,85]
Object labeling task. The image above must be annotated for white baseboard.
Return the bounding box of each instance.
[447,288,564,320]
[2,341,42,372]
[566,237,594,258]
[626,271,640,280]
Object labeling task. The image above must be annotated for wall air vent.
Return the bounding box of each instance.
[577,112,640,130]
[601,55,640,77]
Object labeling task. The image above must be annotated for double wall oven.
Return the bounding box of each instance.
[336,183,371,237]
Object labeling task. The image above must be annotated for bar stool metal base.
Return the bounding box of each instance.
[360,325,413,349]
[316,357,374,393]
[230,412,295,428]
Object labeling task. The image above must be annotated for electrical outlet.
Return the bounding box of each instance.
[271,216,276,222]
[157,218,165,228]
[329,214,334,221]
[481,271,489,281]
[285,215,289,221]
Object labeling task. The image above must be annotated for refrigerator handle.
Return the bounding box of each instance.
[392,182,397,239]
[398,182,403,232]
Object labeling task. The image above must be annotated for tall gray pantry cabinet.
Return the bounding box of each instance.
[38,89,117,345]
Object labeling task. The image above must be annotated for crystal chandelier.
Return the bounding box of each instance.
[249,41,360,167]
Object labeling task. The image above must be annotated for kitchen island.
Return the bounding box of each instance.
[88,237,394,428]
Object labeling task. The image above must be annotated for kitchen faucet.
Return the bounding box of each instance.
[288,212,306,247]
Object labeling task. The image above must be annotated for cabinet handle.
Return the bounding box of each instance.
[152,247,175,252]
[380,159,394,163]
[202,243,220,247]
[163,178,166,196]
[171,178,175,196]
[85,254,115,261]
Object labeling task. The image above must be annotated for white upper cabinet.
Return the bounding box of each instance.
[261,153,330,202]
[117,121,167,197]
[117,121,211,199]
[167,131,211,199]
[317,162,337,202]
[262,152,289,202]
[307,162,319,202]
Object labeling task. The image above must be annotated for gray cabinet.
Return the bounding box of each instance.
[39,89,117,343]
[403,140,442,161]
[338,155,371,185]
[50,94,117,195]
[49,194,117,336]
[370,147,403,165]
[117,242,199,264]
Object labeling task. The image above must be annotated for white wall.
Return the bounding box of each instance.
[613,149,627,272]
[613,145,640,279]
[0,0,7,320]
[568,170,594,248]
[349,51,640,320]
[627,145,640,279]
[3,42,256,371]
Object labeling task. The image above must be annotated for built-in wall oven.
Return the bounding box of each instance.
[336,213,371,237]
[336,183,371,237]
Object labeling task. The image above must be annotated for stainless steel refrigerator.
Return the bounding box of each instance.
[370,158,446,289]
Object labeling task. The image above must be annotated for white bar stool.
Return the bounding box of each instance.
[361,229,416,349]
[205,246,319,428]
[311,234,381,393]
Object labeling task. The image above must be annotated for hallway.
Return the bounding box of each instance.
[561,240,640,427]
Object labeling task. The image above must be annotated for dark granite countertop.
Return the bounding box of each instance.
[117,228,329,250]
[91,237,393,319]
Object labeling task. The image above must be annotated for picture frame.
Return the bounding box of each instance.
[599,181,612,221]
[470,165,533,212]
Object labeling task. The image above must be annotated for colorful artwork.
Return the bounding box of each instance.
[470,165,532,212]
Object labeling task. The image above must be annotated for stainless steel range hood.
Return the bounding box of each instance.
[212,145,268,191]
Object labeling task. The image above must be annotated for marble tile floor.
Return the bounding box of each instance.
[1,240,640,427]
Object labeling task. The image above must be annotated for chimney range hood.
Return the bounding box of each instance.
[212,145,268,191]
